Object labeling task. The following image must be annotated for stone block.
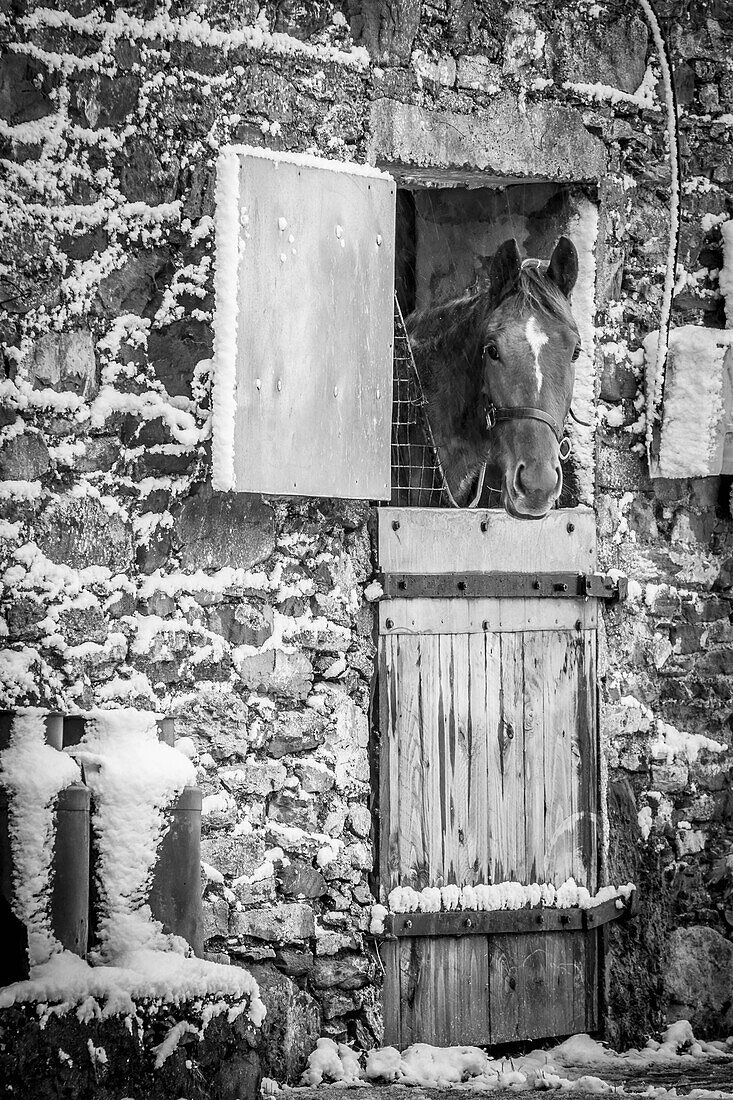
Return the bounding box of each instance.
[413,51,456,87]
[176,487,274,571]
[0,53,53,124]
[320,989,363,1019]
[202,894,230,940]
[232,877,277,907]
[29,328,96,398]
[695,648,733,677]
[97,250,169,316]
[274,947,314,979]
[650,763,689,793]
[294,760,335,793]
[246,963,320,1084]
[207,602,274,647]
[75,436,119,474]
[200,834,265,879]
[547,14,648,93]
[665,925,733,1033]
[347,804,371,838]
[0,433,50,481]
[35,495,133,572]
[368,96,606,182]
[278,861,327,899]
[231,903,315,943]
[219,762,287,797]
[311,955,373,990]
[148,319,212,398]
[267,791,319,831]
[266,711,325,758]
[58,605,107,646]
[325,694,369,790]
[346,842,373,871]
[457,54,501,91]
[235,650,313,701]
[5,597,46,640]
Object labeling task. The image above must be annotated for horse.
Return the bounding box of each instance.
[392,237,581,519]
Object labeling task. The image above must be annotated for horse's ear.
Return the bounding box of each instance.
[488,239,522,296]
[546,236,578,298]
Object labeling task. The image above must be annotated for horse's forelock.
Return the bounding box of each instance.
[492,265,579,339]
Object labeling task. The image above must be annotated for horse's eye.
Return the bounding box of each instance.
[572,344,581,361]
[484,343,500,361]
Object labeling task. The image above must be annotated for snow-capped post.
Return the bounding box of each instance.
[0,710,84,968]
[644,328,733,478]
[637,0,680,460]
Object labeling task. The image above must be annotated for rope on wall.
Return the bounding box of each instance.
[637,0,681,460]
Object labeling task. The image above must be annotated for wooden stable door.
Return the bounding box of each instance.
[378,507,601,1048]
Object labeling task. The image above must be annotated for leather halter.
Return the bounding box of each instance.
[481,393,573,462]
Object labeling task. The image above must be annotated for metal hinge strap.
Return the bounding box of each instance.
[382,892,637,939]
[380,572,627,601]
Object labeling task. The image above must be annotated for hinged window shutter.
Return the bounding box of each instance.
[212,146,396,500]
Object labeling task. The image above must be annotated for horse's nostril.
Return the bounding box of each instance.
[514,463,527,496]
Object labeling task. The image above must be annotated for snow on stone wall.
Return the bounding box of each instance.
[1,0,733,1072]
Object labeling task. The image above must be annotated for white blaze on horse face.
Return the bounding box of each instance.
[525,316,549,393]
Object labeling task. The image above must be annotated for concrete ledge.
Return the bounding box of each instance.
[368,95,606,183]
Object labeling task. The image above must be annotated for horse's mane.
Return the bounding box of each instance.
[406,260,579,411]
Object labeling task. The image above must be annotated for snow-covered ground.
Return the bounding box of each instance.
[297,1022,733,1097]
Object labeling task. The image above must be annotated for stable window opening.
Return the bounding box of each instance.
[389,178,598,512]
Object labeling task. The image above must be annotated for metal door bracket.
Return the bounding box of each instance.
[380,571,628,601]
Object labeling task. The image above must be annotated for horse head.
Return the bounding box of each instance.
[479,237,580,519]
[407,236,580,518]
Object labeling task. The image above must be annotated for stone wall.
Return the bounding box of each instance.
[1,0,733,1070]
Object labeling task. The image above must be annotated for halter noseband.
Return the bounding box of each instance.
[481,392,573,462]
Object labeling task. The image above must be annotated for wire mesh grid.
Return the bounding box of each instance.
[391,297,450,508]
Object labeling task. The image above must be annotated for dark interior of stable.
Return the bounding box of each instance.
[391,181,585,509]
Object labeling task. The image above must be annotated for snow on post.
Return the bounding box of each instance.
[566,198,598,505]
[644,325,733,478]
[211,146,241,491]
[0,708,265,1031]
[720,219,733,328]
[69,709,195,962]
[0,709,81,966]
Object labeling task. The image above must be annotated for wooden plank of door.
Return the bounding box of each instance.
[378,507,596,574]
[438,634,473,885]
[575,630,598,890]
[380,633,429,889]
[467,633,492,884]
[542,631,579,886]
[486,634,526,882]
[380,939,402,1048]
[398,936,491,1046]
[488,933,522,1043]
[379,597,597,636]
[490,931,579,1042]
[418,634,446,886]
[523,631,546,883]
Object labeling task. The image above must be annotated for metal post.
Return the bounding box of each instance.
[51,783,90,957]
[148,786,203,957]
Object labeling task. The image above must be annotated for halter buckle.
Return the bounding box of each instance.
[559,436,573,462]
[485,402,497,431]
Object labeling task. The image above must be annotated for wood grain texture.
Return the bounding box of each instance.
[233,152,394,499]
[378,507,596,574]
[378,508,600,1046]
[379,597,596,635]
[396,936,491,1047]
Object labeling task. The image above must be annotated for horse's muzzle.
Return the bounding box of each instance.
[503,460,563,520]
